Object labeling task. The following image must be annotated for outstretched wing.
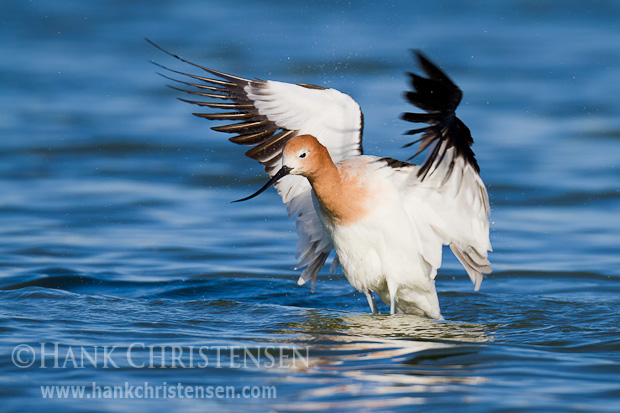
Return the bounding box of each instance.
[401,51,492,290]
[148,40,363,290]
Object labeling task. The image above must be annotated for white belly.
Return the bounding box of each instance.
[315,190,442,318]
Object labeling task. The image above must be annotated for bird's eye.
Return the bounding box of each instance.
[299,152,307,159]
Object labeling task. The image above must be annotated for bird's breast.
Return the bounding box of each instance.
[310,162,378,226]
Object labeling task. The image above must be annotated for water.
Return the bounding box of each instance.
[1,0,620,411]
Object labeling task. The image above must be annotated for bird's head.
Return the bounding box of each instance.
[281,134,326,177]
[233,134,328,202]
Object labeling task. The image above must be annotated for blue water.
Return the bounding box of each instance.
[1,0,620,411]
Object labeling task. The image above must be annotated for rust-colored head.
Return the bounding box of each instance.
[232,134,333,203]
[282,134,331,178]
[233,133,368,224]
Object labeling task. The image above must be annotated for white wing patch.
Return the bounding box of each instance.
[404,144,492,291]
[380,146,491,291]
[245,80,363,162]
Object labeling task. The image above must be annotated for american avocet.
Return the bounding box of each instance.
[150,40,492,319]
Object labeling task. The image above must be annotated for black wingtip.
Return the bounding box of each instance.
[410,50,435,76]
[145,38,174,58]
[411,49,427,64]
[146,38,192,68]
[411,49,455,85]
[402,51,479,179]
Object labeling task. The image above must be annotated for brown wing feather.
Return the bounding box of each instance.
[147,39,299,175]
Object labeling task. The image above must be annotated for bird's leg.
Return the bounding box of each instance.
[364,290,379,314]
[390,293,396,315]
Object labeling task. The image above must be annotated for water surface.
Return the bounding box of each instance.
[1,0,619,411]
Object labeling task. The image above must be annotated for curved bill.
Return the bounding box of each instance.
[232,166,292,203]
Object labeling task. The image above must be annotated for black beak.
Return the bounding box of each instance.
[232,166,292,203]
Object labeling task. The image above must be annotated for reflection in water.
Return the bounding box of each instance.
[333,313,492,342]
[271,311,492,410]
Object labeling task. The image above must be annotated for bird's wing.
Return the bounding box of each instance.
[398,51,492,290]
[149,40,363,290]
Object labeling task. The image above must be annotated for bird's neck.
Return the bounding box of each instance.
[307,161,369,225]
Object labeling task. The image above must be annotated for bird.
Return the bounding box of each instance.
[148,39,492,319]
